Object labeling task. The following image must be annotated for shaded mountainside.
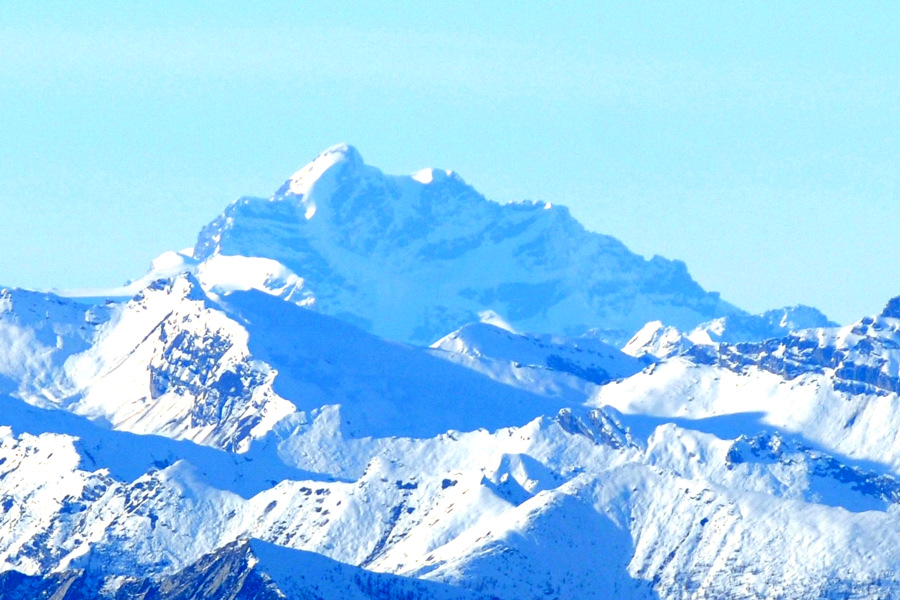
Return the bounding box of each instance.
[0,540,495,600]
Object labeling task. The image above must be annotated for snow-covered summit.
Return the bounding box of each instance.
[191,145,740,345]
[277,143,368,201]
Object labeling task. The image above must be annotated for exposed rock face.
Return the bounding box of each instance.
[0,570,89,600]
[623,305,836,360]
[0,540,494,600]
[192,145,738,345]
[688,300,900,395]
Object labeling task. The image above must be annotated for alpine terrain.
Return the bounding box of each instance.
[0,145,893,599]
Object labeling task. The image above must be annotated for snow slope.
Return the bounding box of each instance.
[429,322,647,405]
[3,361,900,598]
[4,276,573,457]
[599,296,900,474]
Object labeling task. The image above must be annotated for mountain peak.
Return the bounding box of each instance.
[311,142,363,169]
[194,145,739,345]
[277,143,365,199]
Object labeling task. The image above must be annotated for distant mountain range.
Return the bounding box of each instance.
[1,146,896,599]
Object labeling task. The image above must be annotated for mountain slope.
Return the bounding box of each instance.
[189,144,738,345]
[429,322,647,405]
[597,296,900,475]
[0,539,495,600]
[3,276,582,456]
[4,373,900,599]
[5,144,900,600]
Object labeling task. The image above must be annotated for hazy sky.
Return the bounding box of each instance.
[2,2,899,325]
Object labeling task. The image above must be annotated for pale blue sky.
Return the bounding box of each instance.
[2,2,898,324]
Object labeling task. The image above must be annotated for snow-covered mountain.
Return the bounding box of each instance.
[5,145,900,599]
[623,304,836,359]
[143,144,739,346]
[5,281,900,598]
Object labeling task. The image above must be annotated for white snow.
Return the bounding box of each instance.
[0,145,898,599]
